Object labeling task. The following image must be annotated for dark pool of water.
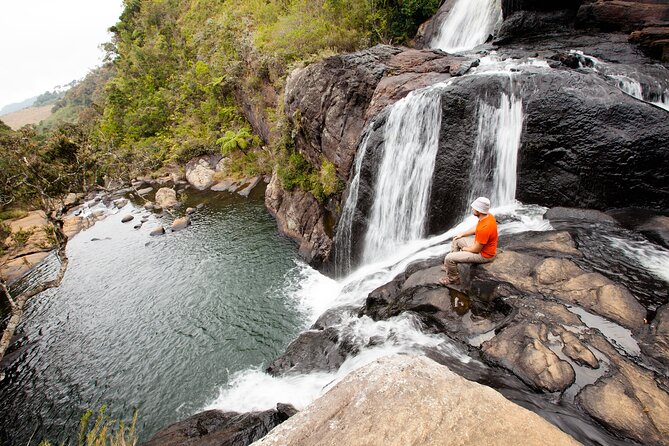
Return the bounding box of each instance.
[0,189,304,445]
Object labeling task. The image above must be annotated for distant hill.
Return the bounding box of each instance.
[0,97,38,116]
[0,105,54,130]
[0,81,76,117]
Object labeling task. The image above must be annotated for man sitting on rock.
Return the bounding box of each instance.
[440,197,498,286]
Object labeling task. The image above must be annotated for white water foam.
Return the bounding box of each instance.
[605,235,669,283]
[203,205,549,414]
[430,0,503,53]
[362,84,445,264]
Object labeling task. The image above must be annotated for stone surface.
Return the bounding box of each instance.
[136,187,153,196]
[266,327,353,376]
[150,226,166,236]
[254,355,582,446]
[264,173,331,266]
[482,323,576,392]
[143,405,296,446]
[121,215,134,223]
[154,188,179,209]
[577,334,669,446]
[642,303,669,367]
[474,249,646,330]
[186,155,222,190]
[171,217,190,231]
[114,198,128,209]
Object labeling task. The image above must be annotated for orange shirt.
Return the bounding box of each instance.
[475,214,498,259]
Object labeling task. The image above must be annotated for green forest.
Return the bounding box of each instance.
[0,0,439,212]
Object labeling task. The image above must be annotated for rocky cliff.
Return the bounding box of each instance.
[267,0,669,268]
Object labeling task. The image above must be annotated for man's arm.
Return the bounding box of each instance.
[453,226,476,240]
[463,241,484,253]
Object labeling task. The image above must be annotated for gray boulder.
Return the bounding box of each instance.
[154,188,179,209]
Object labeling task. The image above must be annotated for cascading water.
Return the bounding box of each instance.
[362,85,444,264]
[612,75,644,100]
[468,87,524,209]
[430,0,503,53]
[334,129,371,276]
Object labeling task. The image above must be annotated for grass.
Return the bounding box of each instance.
[10,228,33,247]
[39,406,138,446]
[0,209,29,221]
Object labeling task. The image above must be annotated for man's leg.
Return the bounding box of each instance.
[443,237,475,275]
[443,251,483,283]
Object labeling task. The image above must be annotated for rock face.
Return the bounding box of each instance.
[186,155,222,190]
[254,355,582,446]
[264,174,331,265]
[154,188,179,209]
[351,228,669,444]
[142,405,296,446]
[342,64,669,263]
[0,211,56,284]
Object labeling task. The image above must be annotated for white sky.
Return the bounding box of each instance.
[0,0,124,108]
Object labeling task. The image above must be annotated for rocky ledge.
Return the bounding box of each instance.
[254,355,581,446]
[260,211,669,445]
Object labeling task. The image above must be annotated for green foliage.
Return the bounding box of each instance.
[0,209,29,221]
[39,406,138,446]
[96,0,440,178]
[34,90,66,107]
[11,228,33,247]
[218,127,261,155]
[277,151,341,203]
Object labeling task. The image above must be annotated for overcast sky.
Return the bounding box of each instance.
[0,0,123,109]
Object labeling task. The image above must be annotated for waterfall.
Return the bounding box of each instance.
[468,88,524,208]
[362,85,444,263]
[334,129,371,275]
[430,0,503,53]
[612,75,644,100]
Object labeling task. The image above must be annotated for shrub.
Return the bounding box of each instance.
[39,406,138,446]
[11,228,34,247]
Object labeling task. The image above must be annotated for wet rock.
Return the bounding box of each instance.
[171,217,190,231]
[121,215,134,223]
[211,179,236,192]
[401,265,444,291]
[150,226,166,236]
[196,203,205,209]
[577,334,669,446]
[641,303,669,367]
[266,327,355,376]
[186,207,195,215]
[482,323,576,393]
[154,188,179,209]
[238,176,262,197]
[114,198,128,209]
[133,223,142,230]
[545,207,618,226]
[186,155,222,190]
[311,307,359,330]
[607,208,669,249]
[255,355,581,446]
[474,248,646,330]
[136,187,153,196]
[142,404,296,446]
[265,173,331,266]
[144,202,155,210]
[559,330,599,369]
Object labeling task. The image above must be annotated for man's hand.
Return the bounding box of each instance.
[453,234,463,241]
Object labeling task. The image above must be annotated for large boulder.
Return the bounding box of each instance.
[154,188,179,209]
[142,405,296,446]
[186,155,222,190]
[253,355,582,446]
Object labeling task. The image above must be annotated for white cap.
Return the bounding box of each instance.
[471,197,491,214]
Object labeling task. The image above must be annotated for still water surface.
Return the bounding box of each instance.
[0,189,304,445]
